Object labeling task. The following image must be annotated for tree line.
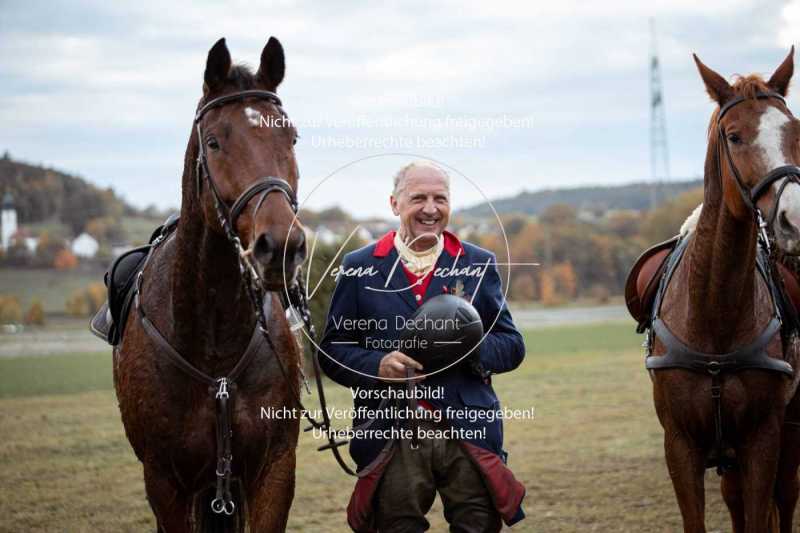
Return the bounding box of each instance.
[465,188,703,304]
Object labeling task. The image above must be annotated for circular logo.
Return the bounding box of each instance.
[283,153,511,382]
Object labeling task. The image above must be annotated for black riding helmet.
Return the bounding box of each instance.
[399,294,484,373]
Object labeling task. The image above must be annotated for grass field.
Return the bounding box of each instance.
[0,322,735,532]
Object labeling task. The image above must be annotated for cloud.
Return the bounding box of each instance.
[0,1,796,218]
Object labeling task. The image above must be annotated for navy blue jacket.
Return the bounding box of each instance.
[319,231,525,471]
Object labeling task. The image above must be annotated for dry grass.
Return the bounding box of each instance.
[0,323,734,532]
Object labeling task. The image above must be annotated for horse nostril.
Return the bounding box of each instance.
[253,233,275,265]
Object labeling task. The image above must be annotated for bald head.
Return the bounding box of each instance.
[393,161,450,196]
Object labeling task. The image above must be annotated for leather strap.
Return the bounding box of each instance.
[195,90,282,123]
[646,317,793,376]
[405,367,420,450]
[718,91,785,121]
[229,177,298,225]
[136,297,266,385]
[752,165,800,202]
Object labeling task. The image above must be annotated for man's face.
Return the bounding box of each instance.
[390,166,450,250]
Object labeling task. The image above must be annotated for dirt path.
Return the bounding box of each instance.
[510,304,629,329]
[0,321,108,358]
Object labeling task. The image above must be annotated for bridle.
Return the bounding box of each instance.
[135,89,355,517]
[716,91,800,250]
[193,87,357,477]
[194,89,299,290]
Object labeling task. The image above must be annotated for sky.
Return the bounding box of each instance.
[1,0,799,218]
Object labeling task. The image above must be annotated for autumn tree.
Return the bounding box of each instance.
[34,231,68,268]
[24,299,45,325]
[54,249,78,270]
[640,187,703,243]
[551,262,577,299]
[539,270,561,306]
[0,296,22,324]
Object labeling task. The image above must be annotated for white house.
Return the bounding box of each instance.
[311,225,339,246]
[71,232,99,258]
[23,237,38,253]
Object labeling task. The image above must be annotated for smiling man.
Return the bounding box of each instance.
[320,161,527,533]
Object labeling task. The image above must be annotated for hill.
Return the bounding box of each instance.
[458,179,703,218]
[0,153,143,237]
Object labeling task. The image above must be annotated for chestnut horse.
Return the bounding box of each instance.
[648,50,800,533]
[114,37,306,532]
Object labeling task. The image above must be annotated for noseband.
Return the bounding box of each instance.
[716,91,800,238]
[194,89,299,251]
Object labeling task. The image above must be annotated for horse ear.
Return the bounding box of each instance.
[257,37,285,91]
[693,54,734,105]
[204,38,231,94]
[768,46,794,97]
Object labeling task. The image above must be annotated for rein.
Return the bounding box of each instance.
[136,89,356,516]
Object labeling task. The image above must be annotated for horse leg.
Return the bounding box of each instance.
[738,417,782,533]
[143,463,194,533]
[248,447,297,532]
[664,431,708,533]
[721,470,745,533]
[775,420,800,533]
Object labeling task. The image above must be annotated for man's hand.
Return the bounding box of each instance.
[378,351,424,381]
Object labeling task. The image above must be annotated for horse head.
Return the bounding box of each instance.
[694,47,800,255]
[192,37,306,290]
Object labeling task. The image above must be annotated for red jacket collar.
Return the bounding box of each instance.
[373,230,464,258]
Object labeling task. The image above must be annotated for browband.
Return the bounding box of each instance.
[718,91,786,121]
[195,90,283,123]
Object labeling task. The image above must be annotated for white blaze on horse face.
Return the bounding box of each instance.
[244,107,262,127]
[756,106,790,169]
[758,106,800,228]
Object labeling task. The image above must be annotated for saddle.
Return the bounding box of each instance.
[625,235,800,333]
[90,215,179,345]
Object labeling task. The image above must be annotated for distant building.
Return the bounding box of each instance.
[1,192,17,251]
[312,225,339,246]
[71,232,99,258]
[356,227,373,242]
[23,237,38,254]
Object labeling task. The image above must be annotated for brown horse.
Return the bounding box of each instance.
[114,37,306,532]
[648,50,800,533]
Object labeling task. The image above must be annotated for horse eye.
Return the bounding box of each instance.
[727,133,742,145]
[206,137,220,150]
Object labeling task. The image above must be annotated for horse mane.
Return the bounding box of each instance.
[227,64,260,90]
[730,74,772,99]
